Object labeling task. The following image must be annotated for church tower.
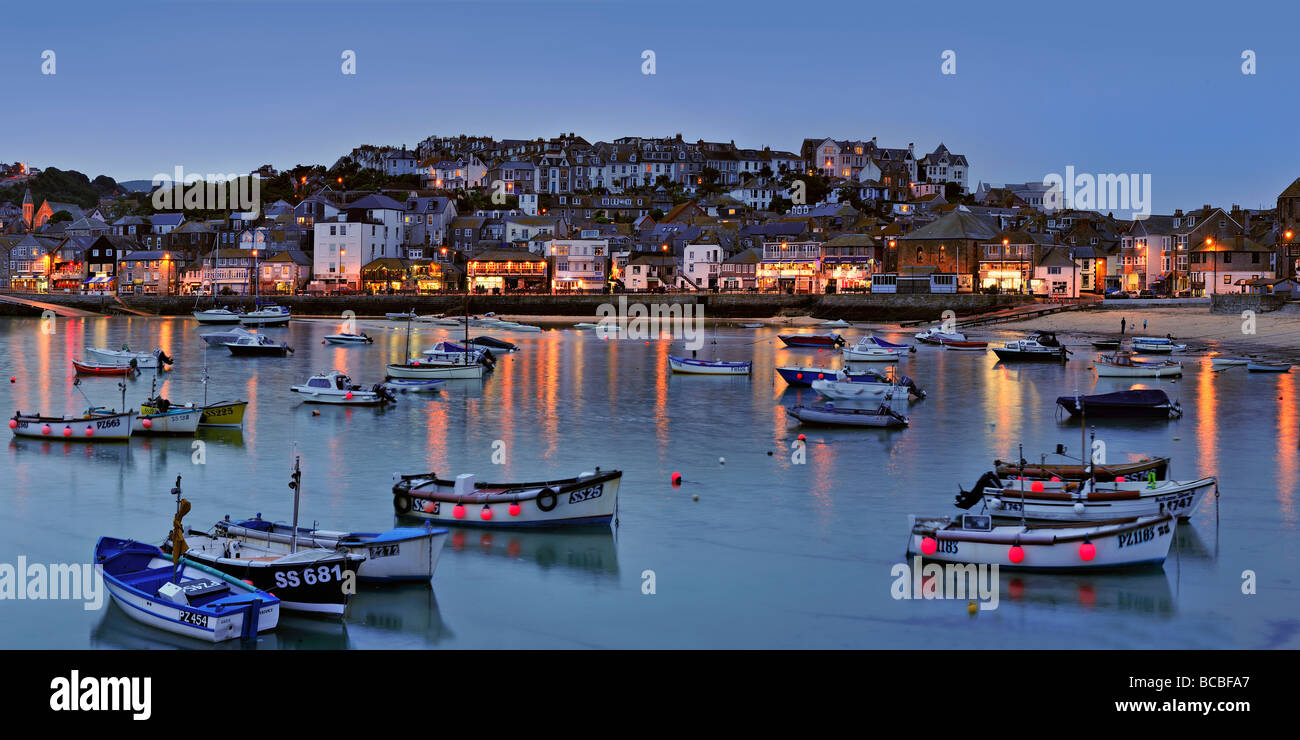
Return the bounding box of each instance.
[22,187,33,226]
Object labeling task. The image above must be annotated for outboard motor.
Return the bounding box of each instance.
[954,471,1002,509]
[900,376,926,399]
[154,349,174,366]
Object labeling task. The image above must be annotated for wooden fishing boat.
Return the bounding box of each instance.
[215,516,449,583]
[992,456,1170,482]
[1131,336,1186,354]
[382,378,445,393]
[198,400,248,427]
[1095,350,1181,377]
[94,405,200,435]
[993,338,1068,362]
[72,359,139,376]
[915,327,967,345]
[842,337,908,361]
[668,355,752,375]
[225,333,294,357]
[785,402,909,427]
[9,410,134,440]
[1247,362,1291,373]
[811,372,925,402]
[775,366,884,386]
[238,303,291,327]
[941,339,989,351]
[905,512,1177,571]
[393,469,623,528]
[1056,389,1182,419]
[324,332,373,344]
[956,472,1216,522]
[387,360,485,380]
[778,333,845,348]
[291,370,396,405]
[86,346,173,369]
[96,537,279,642]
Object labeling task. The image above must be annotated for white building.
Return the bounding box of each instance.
[681,241,723,290]
[547,237,609,292]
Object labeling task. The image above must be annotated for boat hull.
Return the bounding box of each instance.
[810,379,918,401]
[181,535,362,617]
[906,514,1176,571]
[778,334,843,348]
[86,348,161,368]
[192,310,242,325]
[324,334,373,344]
[1095,362,1182,377]
[394,471,622,528]
[382,379,444,393]
[785,405,908,427]
[11,412,134,440]
[227,343,291,357]
[200,400,248,427]
[668,356,752,374]
[1247,363,1291,373]
[386,363,484,379]
[992,457,1170,482]
[133,408,201,434]
[842,349,905,361]
[72,360,138,376]
[981,478,1214,522]
[217,521,448,582]
[992,348,1067,362]
[291,388,392,405]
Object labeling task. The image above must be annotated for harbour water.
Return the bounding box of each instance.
[1,316,1296,649]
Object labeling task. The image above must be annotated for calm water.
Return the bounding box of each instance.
[1,316,1297,649]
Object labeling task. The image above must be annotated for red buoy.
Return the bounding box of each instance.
[1008,545,1025,564]
[1030,480,1044,492]
[671,472,682,486]
[62,426,72,437]
[422,501,435,513]
[452,504,466,519]
[1115,476,1126,483]
[480,507,493,521]
[345,391,353,400]
[817,373,824,379]
[1050,476,1061,482]
[41,425,51,435]
[1078,541,1096,561]
[796,373,803,380]
[508,503,521,517]
[797,433,806,441]
[920,537,938,555]
[85,426,94,436]
[8,377,14,383]
[142,418,152,429]
[7,419,15,429]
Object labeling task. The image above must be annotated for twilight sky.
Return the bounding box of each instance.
[2,0,1296,214]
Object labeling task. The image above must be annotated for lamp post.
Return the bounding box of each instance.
[1206,237,1215,297]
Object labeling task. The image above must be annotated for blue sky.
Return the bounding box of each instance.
[3,0,1296,213]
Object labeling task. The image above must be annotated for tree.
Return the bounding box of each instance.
[699,167,723,196]
[49,210,74,223]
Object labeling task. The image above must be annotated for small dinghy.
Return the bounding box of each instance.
[915,327,967,345]
[92,406,199,435]
[785,402,909,428]
[818,319,851,328]
[382,378,444,393]
[388,360,485,380]
[324,332,373,344]
[572,322,601,330]
[941,339,988,351]
[739,323,764,329]
[1095,350,1181,377]
[811,372,925,402]
[393,469,623,528]
[1131,336,1186,354]
[992,456,1170,482]
[86,346,173,369]
[775,366,884,386]
[668,355,752,375]
[291,370,396,405]
[956,472,1216,522]
[9,410,135,440]
[72,359,139,376]
[842,342,907,361]
[490,320,542,332]
[778,333,845,348]
[906,512,1177,571]
[96,475,280,642]
[386,309,417,321]
[1091,339,1122,350]
[175,459,363,616]
[421,341,494,367]
[225,333,294,357]
[1210,357,1250,367]
[467,336,519,351]
[215,515,449,583]
[1247,362,1291,373]
[1056,389,1182,419]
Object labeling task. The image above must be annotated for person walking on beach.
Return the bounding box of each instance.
[1121,317,1127,335]
[1143,318,1147,331]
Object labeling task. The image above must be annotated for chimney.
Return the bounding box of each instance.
[1173,208,1183,217]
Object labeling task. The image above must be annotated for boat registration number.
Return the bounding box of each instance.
[179,611,209,628]
[568,484,603,505]
[1117,524,1167,549]
[368,544,400,559]
[1158,494,1194,513]
[274,564,345,589]
[934,540,959,554]
[95,418,121,430]
[205,406,234,418]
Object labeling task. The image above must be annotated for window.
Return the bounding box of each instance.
[1224,274,1231,285]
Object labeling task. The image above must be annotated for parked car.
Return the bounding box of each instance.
[1138,289,1156,299]
[1104,290,1130,299]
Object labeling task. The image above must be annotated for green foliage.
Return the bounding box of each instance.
[0,167,118,209]
[49,210,74,223]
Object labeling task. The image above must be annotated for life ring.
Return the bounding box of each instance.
[536,487,558,512]
[393,493,413,514]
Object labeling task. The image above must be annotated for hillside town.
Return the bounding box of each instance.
[2,133,1299,300]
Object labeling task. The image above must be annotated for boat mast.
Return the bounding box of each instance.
[288,449,302,554]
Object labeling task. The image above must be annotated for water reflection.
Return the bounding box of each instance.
[1004,570,1175,617]
[443,527,619,579]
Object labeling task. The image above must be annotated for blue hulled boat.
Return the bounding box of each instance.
[775,366,886,387]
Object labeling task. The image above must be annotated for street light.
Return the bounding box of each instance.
[1206,237,1215,296]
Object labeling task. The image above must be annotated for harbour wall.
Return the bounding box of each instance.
[0,292,1035,322]
[1209,293,1293,314]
